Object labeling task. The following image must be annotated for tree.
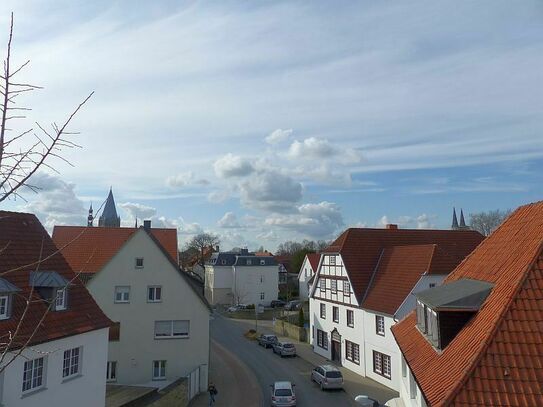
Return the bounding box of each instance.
[298,307,305,328]
[469,209,512,236]
[185,233,220,268]
[0,14,92,203]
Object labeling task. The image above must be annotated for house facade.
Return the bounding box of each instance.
[53,221,210,388]
[0,211,111,407]
[298,253,320,301]
[391,202,543,406]
[205,249,278,306]
[309,226,484,392]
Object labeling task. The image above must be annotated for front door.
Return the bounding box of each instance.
[331,328,342,365]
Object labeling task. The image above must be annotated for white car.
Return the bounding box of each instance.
[271,381,296,407]
[311,364,343,390]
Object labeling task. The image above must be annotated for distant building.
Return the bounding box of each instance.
[451,207,469,230]
[205,249,278,306]
[298,253,321,301]
[275,255,299,299]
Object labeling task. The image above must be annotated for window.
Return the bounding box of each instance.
[373,351,391,379]
[62,347,81,378]
[320,303,326,319]
[260,292,265,300]
[114,286,130,303]
[221,259,226,265]
[409,371,417,399]
[401,357,407,378]
[376,315,385,336]
[347,309,354,327]
[429,283,436,288]
[109,322,120,341]
[55,288,67,311]
[135,257,144,268]
[345,341,360,364]
[152,360,166,380]
[147,286,162,302]
[331,280,337,294]
[333,306,339,323]
[22,357,45,392]
[0,296,9,319]
[316,329,328,350]
[319,278,325,293]
[260,260,265,265]
[154,320,190,339]
[106,361,117,382]
[343,280,350,296]
[329,256,336,265]
[247,259,252,265]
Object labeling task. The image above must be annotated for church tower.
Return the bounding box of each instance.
[87,203,94,227]
[98,188,121,227]
[452,207,459,230]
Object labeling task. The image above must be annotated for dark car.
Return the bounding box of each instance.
[284,300,302,311]
[270,300,286,308]
[258,334,278,348]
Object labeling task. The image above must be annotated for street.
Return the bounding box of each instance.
[207,313,359,407]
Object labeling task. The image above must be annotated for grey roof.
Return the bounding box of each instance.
[0,278,21,293]
[452,208,459,229]
[99,188,120,227]
[459,209,467,228]
[234,256,277,266]
[29,271,69,288]
[417,278,493,311]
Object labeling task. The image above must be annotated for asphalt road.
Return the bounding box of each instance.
[211,313,357,407]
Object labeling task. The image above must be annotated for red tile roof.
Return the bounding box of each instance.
[324,228,484,304]
[307,253,321,272]
[0,211,111,350]
[52,226,178,274]
[392,201,543,406]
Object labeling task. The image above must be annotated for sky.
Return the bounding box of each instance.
[1,0,542,251]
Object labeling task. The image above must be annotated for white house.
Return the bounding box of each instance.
[309,225,484,392]
[0,211,111,407]
[205,249,279,306]
[391,202,543,407]
[297,253,321,301]
[53,220,211,389]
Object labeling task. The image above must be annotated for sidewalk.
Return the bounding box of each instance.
[233,318,398,404]
[189,339,261,407]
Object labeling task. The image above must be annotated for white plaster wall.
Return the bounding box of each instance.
[0,328,109,407]
[232,265,278,306]
[397,359,426,407]
[395,275,447,320]
[298,258,315,301]
[87,230,210,386]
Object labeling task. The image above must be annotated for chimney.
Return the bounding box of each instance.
[143,220,151,230]
[386,224,398,230]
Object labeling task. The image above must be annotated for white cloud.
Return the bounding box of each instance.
[207,190,231,204]
[287,137,362,163]
[166,171,209,188]
[239,170,302,213]
[256,230,279,241]
[265,128,292,144]
[217,212,241,228]
[213,154,254,178]
[377,214,437,229]
[119,202,157,220]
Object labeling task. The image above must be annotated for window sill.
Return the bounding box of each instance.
[152,377,167,381]
[347,324,354,328]
[21,386,47,399]
[147,300,162,303]
[154,336,189,340]
[376,332,385,337]
[114,301,130,304]
[62,373,83,384]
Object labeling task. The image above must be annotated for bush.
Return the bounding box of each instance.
[298,307,305,327]
[246,304,255,309]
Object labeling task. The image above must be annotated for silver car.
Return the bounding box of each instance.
[271,381,296,407]
[272,341,297,357]
[311,364,344,390]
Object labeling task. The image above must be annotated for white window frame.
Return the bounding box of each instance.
[346,340,360,365]
[62,347,81,379]
[106,361,117,382]
[135,257,144,268]
[55,288,67,311]
[154,320,190,339]
[260,292,265,300]
[0,295,9,319]
[320,303,326,319]
[376,315,385,336]
[333,306,339,323]
[147,286,162,303]
[329,255,336,265]
[343,280,350,296]
[373,350,391,379]
[152,360,166,380]
[347,309,354,327]
[114,286,130,303]
[331,279,337,294]
[319,278,325,293]
[22,356,45,393]
[260,259,265,265]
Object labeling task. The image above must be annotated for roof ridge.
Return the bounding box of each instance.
[442,231,543,405]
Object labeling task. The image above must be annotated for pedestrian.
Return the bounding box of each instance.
[208,382,218,406]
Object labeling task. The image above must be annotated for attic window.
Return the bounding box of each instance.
[247,259,252,265]
[221,259,226,265]
[29,271,69,311]
[55,288,67,311]
[260,260,266,265]
[0,296,9,319]
[135,257,144,268]
[329,256,336,265]
[0,278,21,320]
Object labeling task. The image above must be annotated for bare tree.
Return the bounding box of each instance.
[185,233,220,268]
[469,209,512,236]
[0,13,93,203]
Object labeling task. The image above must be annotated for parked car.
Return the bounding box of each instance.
[311,364,344,390]
[258,334,278,348]
[270,381,296,407]
[273,341,297,357]
[284,300,302,311]
[270,300,286,308]
[354,395,382,407]
[227,304,249,312]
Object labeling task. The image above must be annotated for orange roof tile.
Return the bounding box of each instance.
[307,253,321,272]
[0,211,112,349]
[324,228,484,304]
[392,201,543,406]
[52,226,178,274]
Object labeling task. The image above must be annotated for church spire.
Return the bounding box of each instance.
[452,207,459,230]
[98,188,121,227]
[87,203,94,227]
[459,209,467,229]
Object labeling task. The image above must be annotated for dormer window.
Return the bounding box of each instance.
[55,288,67,311]
[260,259,265,265]
[416,278,493,350]
[29,271,69,312]
[0,295,9,319]
[0,278,20,320]
[247,259,252,265]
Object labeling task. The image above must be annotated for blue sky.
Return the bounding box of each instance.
[1,1,542,250]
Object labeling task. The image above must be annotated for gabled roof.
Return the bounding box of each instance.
[52,226,178,274]
[234,256,277,266]
[323,228,484,304]
[297,253,321,279]
[392,201,543,406]
[30,271,69,288]
[0,211,111,350]
[275,255,294,273]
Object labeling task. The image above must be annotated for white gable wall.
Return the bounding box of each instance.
[232,265,278,306]
[88,229,210,386]
[395,275,446,320]
[298,257,315,301]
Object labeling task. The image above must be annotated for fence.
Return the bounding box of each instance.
[186,364,208,402]
[273,319,309,342]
